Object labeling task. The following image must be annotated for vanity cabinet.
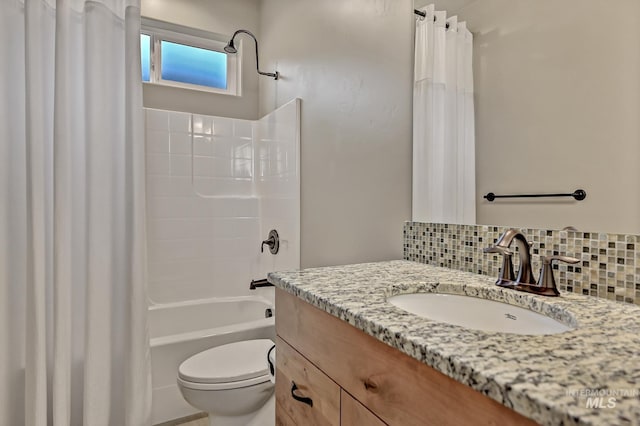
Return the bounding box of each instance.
[275,288,537,426]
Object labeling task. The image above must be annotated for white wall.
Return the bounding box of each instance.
[140,0,260,120]
[145,103,300,304]
[259,0,414,268]
[420,0,640,233]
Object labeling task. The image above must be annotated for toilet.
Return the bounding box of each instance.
[177,339,276,426]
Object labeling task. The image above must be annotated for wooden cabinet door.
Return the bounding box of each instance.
[275,337,340,426]
[341,390,387,426]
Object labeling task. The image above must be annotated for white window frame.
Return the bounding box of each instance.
[141,18,241,96]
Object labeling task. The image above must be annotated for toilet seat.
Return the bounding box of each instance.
[178,339,274,391]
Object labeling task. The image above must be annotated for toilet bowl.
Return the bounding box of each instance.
[177,339,275,426]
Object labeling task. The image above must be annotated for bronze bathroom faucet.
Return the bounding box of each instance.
[484,229,579,296]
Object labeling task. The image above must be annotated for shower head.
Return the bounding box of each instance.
[223,39,237,54]
[224,29,279,80]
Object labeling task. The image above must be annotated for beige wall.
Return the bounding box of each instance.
[429,0,640,233]
[259,0,414,268]
[140,0,260,119]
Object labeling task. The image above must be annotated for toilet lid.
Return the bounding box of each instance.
[178,339,274,384]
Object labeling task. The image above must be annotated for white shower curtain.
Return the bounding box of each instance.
[0,0,151,425]
[413,4,476,224]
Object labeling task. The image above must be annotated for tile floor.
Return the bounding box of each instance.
[157,412,208,426]
[177,417,208,426]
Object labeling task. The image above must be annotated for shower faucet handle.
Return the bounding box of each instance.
[261,229,280,254]
[261,238,274,253]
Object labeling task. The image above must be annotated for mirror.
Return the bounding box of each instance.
[143,0,640,238]
[415,0,640,234]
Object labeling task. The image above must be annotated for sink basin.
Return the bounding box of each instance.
[387,293,572,335]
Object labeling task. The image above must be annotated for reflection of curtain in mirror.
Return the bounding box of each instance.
[413,4,475,224]
[0,0,151,424]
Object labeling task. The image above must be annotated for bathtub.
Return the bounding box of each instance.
[149,296,275,425]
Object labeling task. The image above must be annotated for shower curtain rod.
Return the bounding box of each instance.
[414,9,450,28]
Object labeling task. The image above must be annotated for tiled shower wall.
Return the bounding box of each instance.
[145,100,300,304]
[255,100,300,280]
[404,222,640,306]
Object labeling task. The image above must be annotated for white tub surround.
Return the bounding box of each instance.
[145,99,300,304]
[268,260,640,425]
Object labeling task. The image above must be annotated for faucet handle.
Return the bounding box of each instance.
[483,246,515,285]
[261,229,280,254]
[536,255,580,296]
[543,255,580,265]
[483,246,512,256]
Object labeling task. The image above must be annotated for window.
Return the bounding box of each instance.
[160,41,227,89]
[140,19,240,95]
[141,34,151,82]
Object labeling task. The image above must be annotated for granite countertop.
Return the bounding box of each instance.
[268,260,640,426]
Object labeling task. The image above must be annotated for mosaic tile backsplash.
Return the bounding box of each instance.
[403,222,640,306]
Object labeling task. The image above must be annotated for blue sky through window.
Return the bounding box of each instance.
[160,41,227,89]
[141,34,151,82]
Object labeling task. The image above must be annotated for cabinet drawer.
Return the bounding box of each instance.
[275,336,340,426]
